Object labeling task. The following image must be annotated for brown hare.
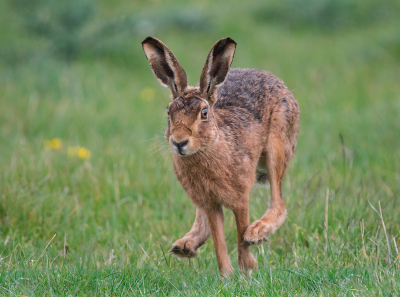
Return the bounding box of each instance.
[142,37,300,276]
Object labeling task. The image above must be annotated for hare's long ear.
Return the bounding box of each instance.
[142,37,187,99]
[199,38,236,104]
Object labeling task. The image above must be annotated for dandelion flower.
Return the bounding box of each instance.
[44,138,62,150]
[78,147,91,159]
[68,146,91,159]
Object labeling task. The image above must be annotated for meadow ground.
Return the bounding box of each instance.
[1,0,400,295]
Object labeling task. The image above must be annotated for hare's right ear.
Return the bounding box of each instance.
[199,38,236,105]
[142,37,187,99]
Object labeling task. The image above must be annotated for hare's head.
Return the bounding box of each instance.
[142,37,236,156]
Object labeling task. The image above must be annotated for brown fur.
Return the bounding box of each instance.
[142,37,300,276]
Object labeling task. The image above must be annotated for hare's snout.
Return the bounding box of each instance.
[169,123,202,157]
[172,139,189,156]
[170,135,197,156]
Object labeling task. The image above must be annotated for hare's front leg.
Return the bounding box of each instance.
[170,207,211,258]
[232,204,257,276]
[205,205,233,276]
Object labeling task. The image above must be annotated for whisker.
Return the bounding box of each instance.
[154,148,169,167]
[198,149,211,168]
[202,147,225,171]
[148,144,168,156]
[162,150,171,169]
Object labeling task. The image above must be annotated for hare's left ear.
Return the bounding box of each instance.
[199,38,236,104]
[142,37,187,99]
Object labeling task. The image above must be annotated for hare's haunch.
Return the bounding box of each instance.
[142,37,300,276]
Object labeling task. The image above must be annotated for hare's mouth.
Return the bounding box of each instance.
[172,147,198,157]
[171,141,197,157]
[170,136,203,157]
[172,146,202,157]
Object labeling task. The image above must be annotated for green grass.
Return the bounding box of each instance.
[1,0,399,295]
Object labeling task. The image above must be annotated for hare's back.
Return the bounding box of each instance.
[215,68,291,121]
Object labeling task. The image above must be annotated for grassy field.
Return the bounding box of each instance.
[1,0,400,295]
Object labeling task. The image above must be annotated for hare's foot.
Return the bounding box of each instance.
[243,220,272,245]
[220,265,234,278]
[244,208,287,245]
[170,207,211,258]
[170,237,205,258]
[238,251,258,276]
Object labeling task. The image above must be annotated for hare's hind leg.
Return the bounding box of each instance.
[170,207,211,258]
[232,202,258,276]
[244,134,290,245]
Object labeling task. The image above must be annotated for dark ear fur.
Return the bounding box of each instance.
[142,37,187,99]
[199,38,236,104]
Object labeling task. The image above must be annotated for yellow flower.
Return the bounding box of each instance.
[140,88,155,102]
[44,138,62,150]
[68,146,91,159]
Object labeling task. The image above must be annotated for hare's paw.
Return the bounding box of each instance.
[169,238,198,258]
[238,252,258,276]
[220,265,235,278]
[243,220,274,245]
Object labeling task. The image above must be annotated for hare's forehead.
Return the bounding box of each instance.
[170,97,206,114]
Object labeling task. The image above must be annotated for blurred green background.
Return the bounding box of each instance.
[0,0,399,295]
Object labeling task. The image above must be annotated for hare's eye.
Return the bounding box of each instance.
[201,108,207,119]
[167,109,170,116]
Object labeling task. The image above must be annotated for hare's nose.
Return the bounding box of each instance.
[172,140,188,152]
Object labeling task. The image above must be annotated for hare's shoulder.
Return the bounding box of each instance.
[215,68,287,120]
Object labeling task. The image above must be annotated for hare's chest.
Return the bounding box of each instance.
[174,163,245,208]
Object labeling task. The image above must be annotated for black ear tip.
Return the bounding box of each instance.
[142,36,153,45]
[225,37,237,46]
[217,37,236,47]
[142,36,161,46]
[212,38,237,55]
